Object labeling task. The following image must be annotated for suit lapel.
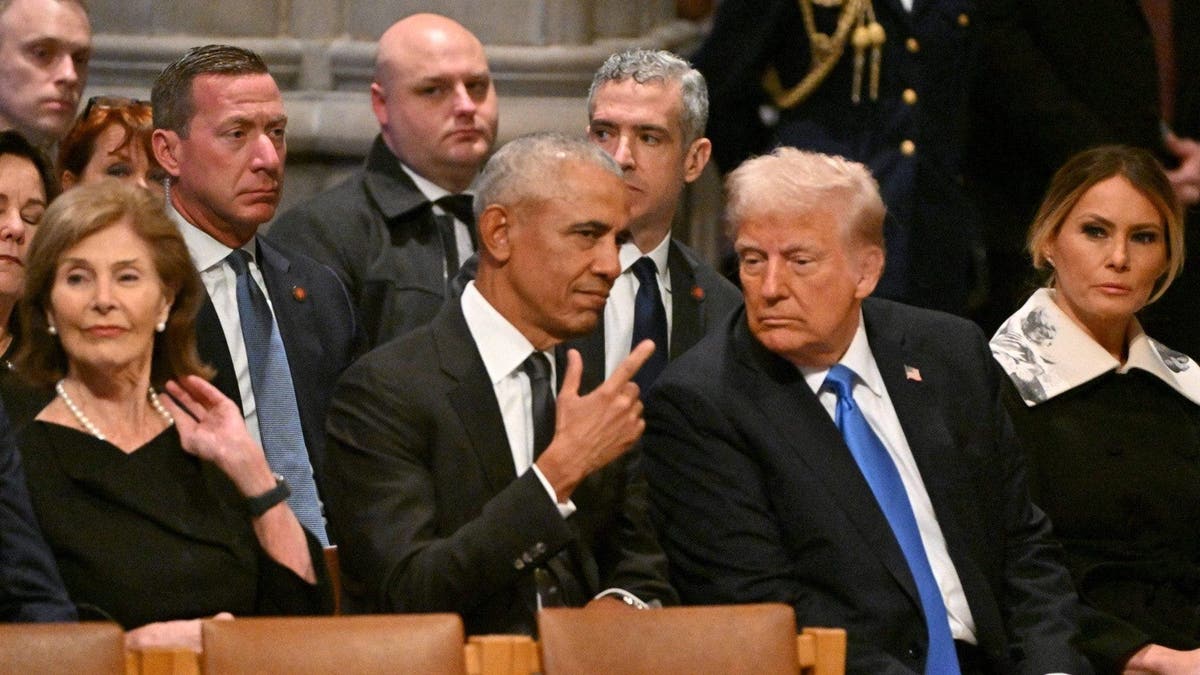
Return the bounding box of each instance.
[434,305,520,494]
[862,300,1005,640]
[559,323,606,395]
[733,318,923,608]
[195,294,241,415]
[667,242,703,360]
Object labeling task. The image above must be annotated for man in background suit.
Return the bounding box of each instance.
[270,13,497,347]
[151,45,358,546]
[642,147,1088,673]
[571,49,740,394]
[325,133,677,635]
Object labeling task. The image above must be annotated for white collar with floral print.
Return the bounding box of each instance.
[989,288,1200,407]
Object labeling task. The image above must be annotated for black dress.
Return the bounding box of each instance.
[1003,370,1200,672]
[18,421,332,628]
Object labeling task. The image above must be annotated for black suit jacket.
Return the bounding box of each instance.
[642,299,1088,674]
[195,235,359,501]
[562,239,742,393]
[0,400,75,622]
[269,135,454,347]
[324,301,677,635]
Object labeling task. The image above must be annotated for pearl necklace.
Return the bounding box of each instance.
[54,379,175,442]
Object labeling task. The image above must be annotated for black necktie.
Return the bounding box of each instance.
[521,352,555,459]
[630,256,669,393]
[434,195,477,276]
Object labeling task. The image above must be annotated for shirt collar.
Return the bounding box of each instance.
[798,309,885,398]
[168,199,255,272]
[990,288,1200,406]
[401,163,453,203]
[460,281,552,385]
[619,234,672,280]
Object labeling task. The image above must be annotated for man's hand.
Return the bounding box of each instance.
[1165,131,1200,206]
[535,340,655,501]
[123,612,233,653]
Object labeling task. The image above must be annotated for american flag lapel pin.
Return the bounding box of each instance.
[904,365,922,382]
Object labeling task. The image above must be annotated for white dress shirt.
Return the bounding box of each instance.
[800,312,978,644]
[402,164,475,274]
[170,204,271,448]
[460,282,575,517]
[602,235,673,377]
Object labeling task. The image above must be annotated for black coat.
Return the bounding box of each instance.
[643,299,1089,673]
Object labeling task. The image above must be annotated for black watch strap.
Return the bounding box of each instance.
[246,473,291,518]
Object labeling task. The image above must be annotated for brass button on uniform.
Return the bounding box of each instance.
[902,88,918,105]
[957,13,970,27]
[906,37,920,53]
[900,139,916,156]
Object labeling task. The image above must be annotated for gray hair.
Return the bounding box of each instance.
[725,147,886,248]
[587,49,708,145]
[474,132,621,221]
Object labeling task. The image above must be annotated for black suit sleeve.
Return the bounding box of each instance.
[0,402,76,622]
[324,354,576,616]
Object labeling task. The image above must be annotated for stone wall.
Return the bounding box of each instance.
[79,1,723,261]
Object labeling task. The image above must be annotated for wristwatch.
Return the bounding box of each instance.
[246,473,291,518]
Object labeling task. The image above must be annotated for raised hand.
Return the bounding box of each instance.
[535,340,655,500]
[162,376,275,497]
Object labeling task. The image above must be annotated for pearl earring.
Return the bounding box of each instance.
[156,321,166,333]
[47,324,57,336]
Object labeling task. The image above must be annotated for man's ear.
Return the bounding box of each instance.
[370,82,388,129]
[151,129,182,179]
[683,137,712,183]
[853,243,885,299]
[478,204,512,264]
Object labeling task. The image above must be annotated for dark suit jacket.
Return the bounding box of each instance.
[269,135,454,347]
[642,299,1088,674]
[324,301,677,635]
[971,0,1200,253]
[195,235,359,501]
[695,0,982,311]
[562,239,742,393]
[0,401,75,622]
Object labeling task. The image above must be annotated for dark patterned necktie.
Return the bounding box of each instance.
[226,249,328,545]
[630,256,669,393]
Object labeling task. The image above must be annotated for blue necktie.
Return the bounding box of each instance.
[823,364,959,675]
[227,250,329,545]
[630,257,668,393]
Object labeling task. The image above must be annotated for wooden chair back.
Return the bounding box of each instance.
[201,614,465,674]
[0,621,124,675]
[537,603,802,674]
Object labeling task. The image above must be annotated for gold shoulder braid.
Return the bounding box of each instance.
[762,0,886,109]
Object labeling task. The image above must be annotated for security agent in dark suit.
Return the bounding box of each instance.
[325,133,677,635]
[151,45,359,546]
[268,14,497,348]
[642,147,1089,674]
[566,49,741,395]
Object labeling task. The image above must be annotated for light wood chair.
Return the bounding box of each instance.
[796,627,847,675]
[201,614,465,674]
[0,621,124,675]
[537,603,846,674]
